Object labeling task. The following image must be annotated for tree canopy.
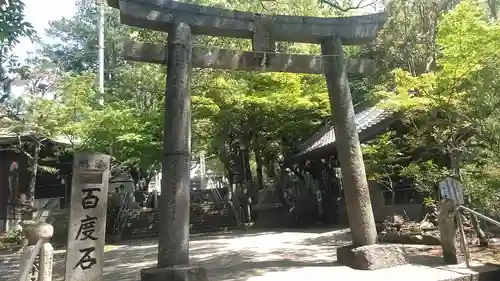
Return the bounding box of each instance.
[4,0,500,218]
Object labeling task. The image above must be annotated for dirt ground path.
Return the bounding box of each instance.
[1,228,499,281]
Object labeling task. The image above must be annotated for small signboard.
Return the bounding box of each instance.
[334,168,342,179]
[316,190,322,202]
[439,176,465,205]
[64,153,111,281]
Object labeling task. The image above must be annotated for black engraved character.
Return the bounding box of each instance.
[81,188,101,209]
[77,159,89,169]
[30,258,39,281]
[94,159,108,170]
[75,215,98,241]
[74,247,97,270]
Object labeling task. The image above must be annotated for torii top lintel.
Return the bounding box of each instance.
[107,0,387,45]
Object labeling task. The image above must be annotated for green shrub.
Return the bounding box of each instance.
[2,229,24,245]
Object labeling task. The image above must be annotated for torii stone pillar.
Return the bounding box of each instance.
[158,22,192,267]
[321,37,377,246]
[141,23,208,281]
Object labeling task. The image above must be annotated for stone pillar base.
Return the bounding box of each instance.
[336,244,408,270]
[141,266,208,281]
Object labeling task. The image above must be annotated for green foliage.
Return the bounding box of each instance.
[31,0,376,186]
[42,0,129,74]
[0,0,36,102]
[461,162,500,217]
[422,197,437,208]
[400,161,449,193]
[373,0,500,214]
[364,132,403,193]
[2,229,23,245]
[0,0,35,59]
[9,95,60,140]
[13,0,500,218]
[364,131,449,200]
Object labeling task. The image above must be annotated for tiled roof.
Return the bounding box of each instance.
[295,104,394,158]
[0,131,73,146]
[0,116,76,146]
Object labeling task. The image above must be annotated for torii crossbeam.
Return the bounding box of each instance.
[121,41,376,74]
[108,0,385,44]
[108,0,387,277]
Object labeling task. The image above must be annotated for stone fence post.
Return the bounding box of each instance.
[438,199,462,264]
[19,221,54,281]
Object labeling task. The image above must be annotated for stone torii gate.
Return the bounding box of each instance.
[107,0,388,276]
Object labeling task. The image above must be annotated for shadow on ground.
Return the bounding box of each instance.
[46,228,348,281]
[4,227,499,281]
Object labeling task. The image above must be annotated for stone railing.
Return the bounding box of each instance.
[19,221,54,281]
[436,200,500,268]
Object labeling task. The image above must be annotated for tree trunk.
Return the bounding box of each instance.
[24,142,41,220]
[264,150,277,180]
[240,139,253,194]
[239,142,252,223]
[110,39,118,82]
[253,132,264,190]
[226,167,234,191]
[226,161,237,202]
[276,166,288,207]
[28,143,40,204]
[391,189,396,206]
[470,213,489,246]
[242,145,252,187]
[450,152,488,246]
[255,146,264,190]
[464,195,488,246]
[488,0,498,20]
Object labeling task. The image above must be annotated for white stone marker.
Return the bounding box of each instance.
[64,153,111,281]
[19,221,54,281]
